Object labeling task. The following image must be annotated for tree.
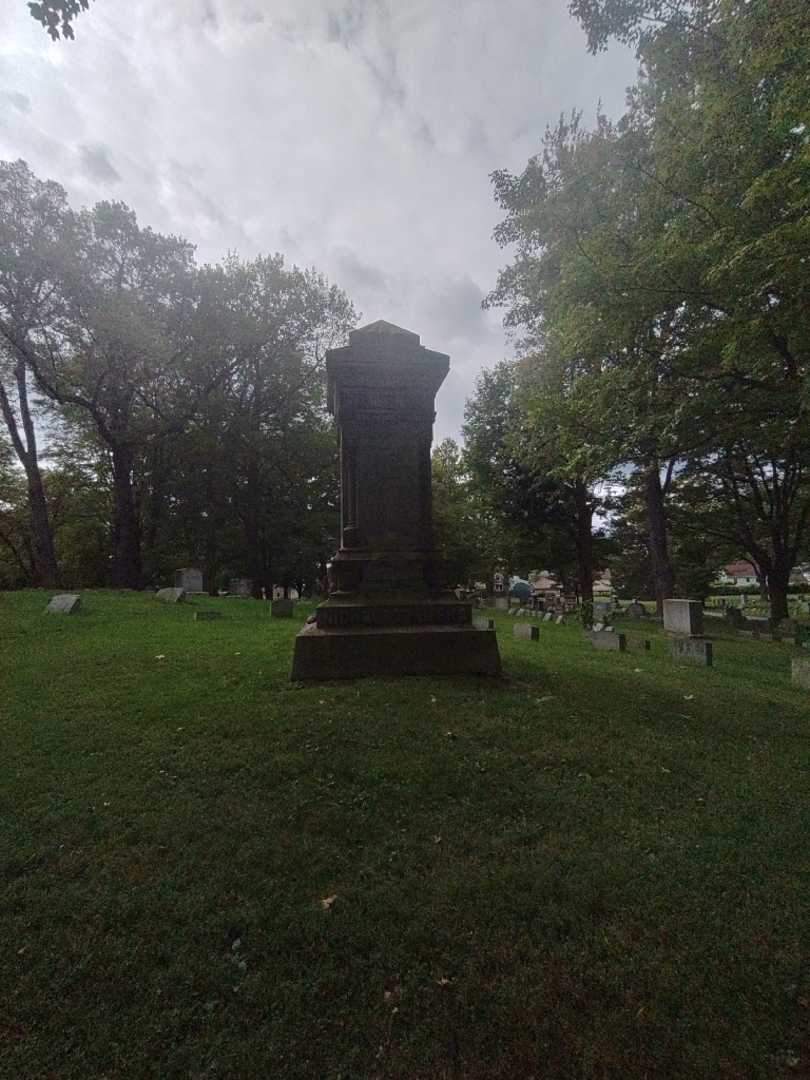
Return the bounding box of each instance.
[0,160,66,586]
[463,361,599,597]
[28,1,92,41]
[490,0,810,619]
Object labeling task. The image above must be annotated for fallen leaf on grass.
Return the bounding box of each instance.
[684,694,694,700]
[321,894,338,911]
[155,654,166,661]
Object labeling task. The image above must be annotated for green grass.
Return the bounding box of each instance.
[1,590,808,1079]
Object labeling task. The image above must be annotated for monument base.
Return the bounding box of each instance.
[291,623,502,681]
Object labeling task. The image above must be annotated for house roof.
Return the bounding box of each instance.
[724,561,757,576]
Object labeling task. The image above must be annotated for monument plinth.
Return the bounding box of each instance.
[291,320,501,680]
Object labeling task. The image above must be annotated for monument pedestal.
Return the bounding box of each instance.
[290,320,501,681]
[292,621,500,680]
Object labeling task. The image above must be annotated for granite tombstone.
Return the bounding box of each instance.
[291,321,501,679]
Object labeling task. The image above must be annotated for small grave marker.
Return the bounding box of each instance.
[590,630,626,652]
[663,599,703,637]
[625,600,646,618]
[514,623,540,641]
[672,638,713,667]
[229,577,253,597]
[174,567,204,594]
[791,657,810,690]
[627,636,652,652]
[45,594,81,614]
[157,587,185,604]
[272,599,295,618]
[543,612,553,622]
[555,615,565,625]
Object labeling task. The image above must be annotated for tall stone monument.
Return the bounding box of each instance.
[291,320,501,680]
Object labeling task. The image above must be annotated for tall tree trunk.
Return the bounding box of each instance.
[244,458,263,598]
[573,479,594,603]
[644,464,675,616]
[0,365,59,586]
[110,443,142,589]
[766,553,791,623]
[27,471,59,587]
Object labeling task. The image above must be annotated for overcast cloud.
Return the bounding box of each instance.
[0,0,635,440]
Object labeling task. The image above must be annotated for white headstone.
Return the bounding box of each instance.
[46,594,81,614]
[663,599,703,637]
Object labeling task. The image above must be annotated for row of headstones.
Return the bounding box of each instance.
[506,607,568,625]
[45,590,297,619]
[722,605,809,644]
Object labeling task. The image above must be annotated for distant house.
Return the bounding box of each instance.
[718,561,759,587]
[593,569,613,596]
[529,570,558,593]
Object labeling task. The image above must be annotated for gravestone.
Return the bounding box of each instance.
[555,615,565,625]
[791,657,810,689]
[793,625,810,649]
[291,321,501,679]
[672,638,713,667]
[543,612,553,622]
[157,587,185,603]
[591,630,626,652]
[514,623,540,641]
[229,577,253,598]
[663,599,703,637]
[725,607,746,629]
[474,617,496,631]
[593,622,605,633]
[45,594,81,614]
[625,600,646,618]
[174,567,204,594]
[593,601,613,618]
[195,610,222,621]
[626,636,652,652]
[272,599,295,618]
[494,596,509,610]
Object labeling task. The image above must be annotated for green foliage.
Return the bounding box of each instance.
[28,0,92,41]
[0,159,355,593]
[488,0,810,618]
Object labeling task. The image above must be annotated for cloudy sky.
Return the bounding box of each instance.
[1,0,635,441]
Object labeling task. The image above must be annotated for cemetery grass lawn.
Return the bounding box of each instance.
[2,592,808,1080]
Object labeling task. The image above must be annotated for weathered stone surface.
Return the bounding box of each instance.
[592,622,605,633]
[46,594,81,614]
[513,623,539,641]
[672,638,713,667]
[229,578,253,597]
[791,657,810,689]
[291,323,501,680]
[474,617,496,630]
[590,631,626,652]
[555,615,565,625]
[174,567,204,593]
[494,596,509,610]
[663,599,703,637]
[157,587,185,603]
[272,599,295,618]
[195,610,222,621]
[543,612,553,622]
[292,624,501,679]
[626,636,652,652]
[625,601,646,618]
